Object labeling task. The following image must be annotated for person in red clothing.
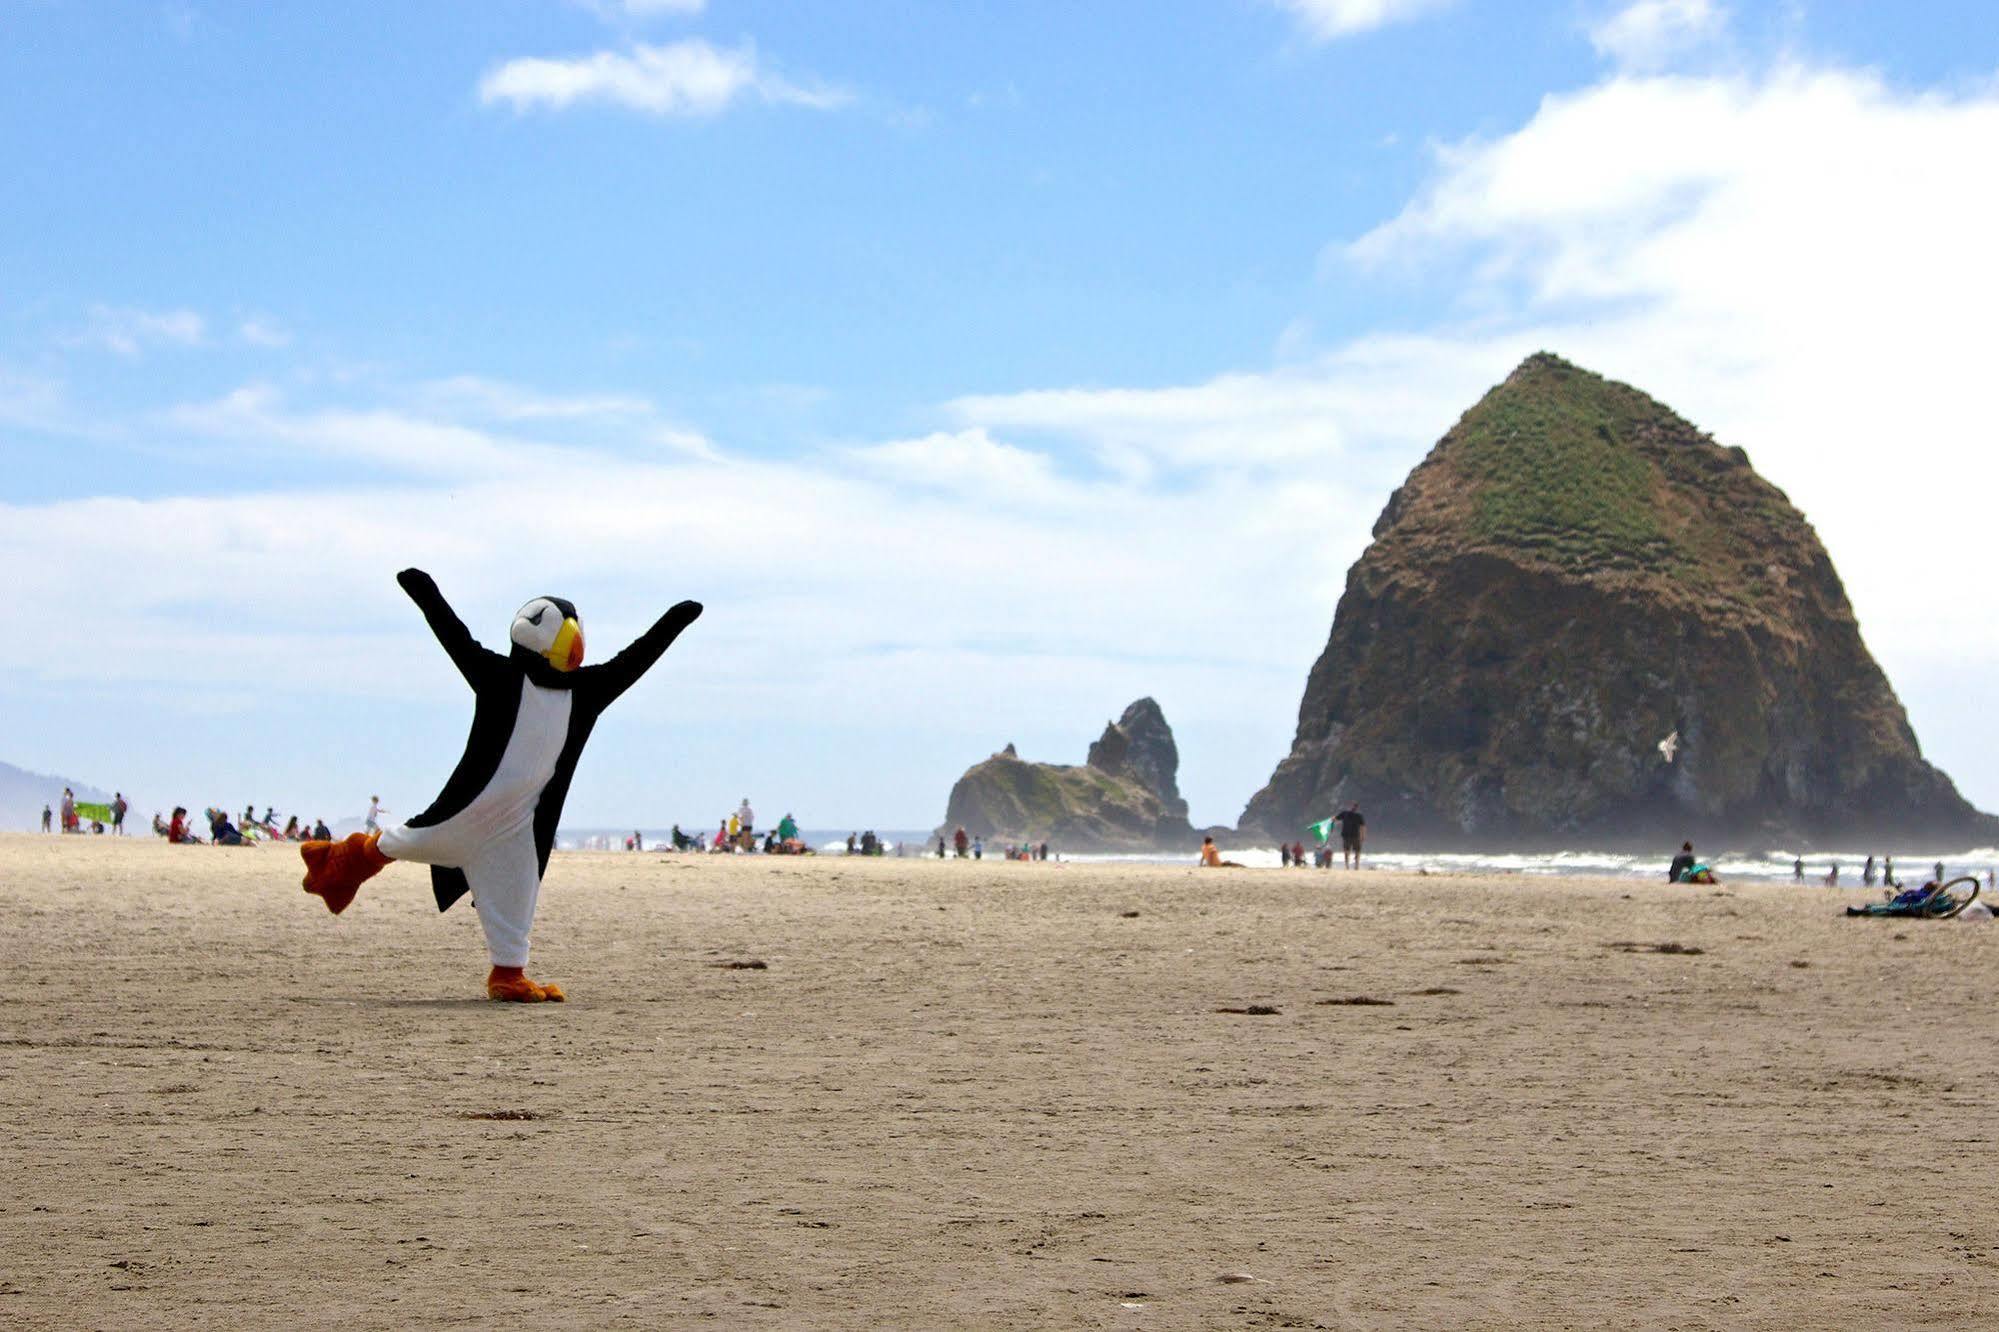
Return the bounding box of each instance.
[167,806,196,844]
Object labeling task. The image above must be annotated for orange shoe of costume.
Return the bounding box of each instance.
[487,966,566,1003]
[300,832,392,915]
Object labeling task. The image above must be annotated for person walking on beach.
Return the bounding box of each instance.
[40,803,51,833]
[1793,856,1803,881]
[1333,803,1366,869]
[1863,855,1875,886]
[111,792,127,835]
[1882,856,1897,889]
[972,836,984,860]
[60,788,76,833]
[365,795,386,836]
[1825,861,1839,887]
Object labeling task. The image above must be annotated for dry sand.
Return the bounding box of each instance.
[2,832,1995,1329]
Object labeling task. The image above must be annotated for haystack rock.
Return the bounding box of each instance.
[939,698,1198,851]
[1241,353,1997,847]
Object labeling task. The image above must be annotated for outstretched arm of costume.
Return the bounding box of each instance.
[396,567,496,686]
[583,600,703,707]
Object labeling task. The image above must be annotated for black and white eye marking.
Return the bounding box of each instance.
[510,597,566,654]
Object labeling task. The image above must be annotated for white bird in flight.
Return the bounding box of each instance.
[1658,730,1680,764]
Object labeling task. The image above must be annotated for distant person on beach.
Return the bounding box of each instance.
[777,813,798,842]
[1934,861,1946,886]
[168,807,196,843]
[1199,836,1244,868]
[1825,861,1839,887]
[1793,857,1803,881]
[954,827,969,858]
[936,836,946,858]
[1291,840,1306,867]
[209,810,245,846]
[1669,842,1696,883]
[1334,803,1365,869]
[40,803,51,833]
[1863,855,1875,886]
[1280,843,1292,868]
[1883,856,1897,888]
[60,788,75,833]
[737,798,754,838]
[111,793,127,835]
[365,796,386,835]
[313,818,330,841]
[973,837,984,860]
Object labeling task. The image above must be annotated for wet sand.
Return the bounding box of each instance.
[2,832,1995,1329]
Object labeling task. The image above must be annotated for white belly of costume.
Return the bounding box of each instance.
[378,679,572,967]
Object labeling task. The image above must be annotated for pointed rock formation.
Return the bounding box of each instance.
[1085,698,1190,825]
[1242,352,1996,847]
[939,698,1198,851]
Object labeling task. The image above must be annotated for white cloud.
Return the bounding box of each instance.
[71,305,205,356]
[1589,0,1727,70]
[845,428,1068,500]
[580,0,705,18]
[478,39,849,117]
[417,374,655,423]
[1273,0,1452,42]
[238,315,292,348]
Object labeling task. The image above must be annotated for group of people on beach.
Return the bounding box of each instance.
[660,803,811,855]
[40,788,128,836]
[1200,803,1367,869]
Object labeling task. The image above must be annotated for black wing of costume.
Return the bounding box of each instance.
[391,568,701,913]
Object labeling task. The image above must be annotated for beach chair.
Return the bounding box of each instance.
[1844,876,1980,920]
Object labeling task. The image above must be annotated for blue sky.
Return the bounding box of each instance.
[6,0,1999,835]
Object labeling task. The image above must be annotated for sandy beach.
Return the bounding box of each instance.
[2,832,1994,1329]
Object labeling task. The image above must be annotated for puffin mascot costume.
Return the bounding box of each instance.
[300,568,701,1001]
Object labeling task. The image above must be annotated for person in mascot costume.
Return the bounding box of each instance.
[299,567,702,1002]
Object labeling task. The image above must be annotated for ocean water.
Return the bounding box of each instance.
[562,826,1998,884]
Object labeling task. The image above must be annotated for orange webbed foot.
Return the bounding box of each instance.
[301,832,391,915]
[486,967,564,1003]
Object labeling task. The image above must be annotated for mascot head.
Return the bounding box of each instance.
[511,596,584,671]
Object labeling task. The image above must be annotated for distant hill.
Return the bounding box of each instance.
[0,760,114,831]
[1241,352,1997,847]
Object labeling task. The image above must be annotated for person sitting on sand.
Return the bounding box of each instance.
[209,809,246,846]
[167,807,200,844]
[1199,835,1244,868]
[1669,842,1695,883]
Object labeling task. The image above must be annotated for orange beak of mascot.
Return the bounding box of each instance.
[298,567,702,1004]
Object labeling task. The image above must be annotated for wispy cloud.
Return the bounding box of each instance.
[70,305,205,356]
[237,315,292,348]
[576,0,705,19]
[1272,0,1452,42]
[1589,0,1727,70]
[478,39,849,117]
